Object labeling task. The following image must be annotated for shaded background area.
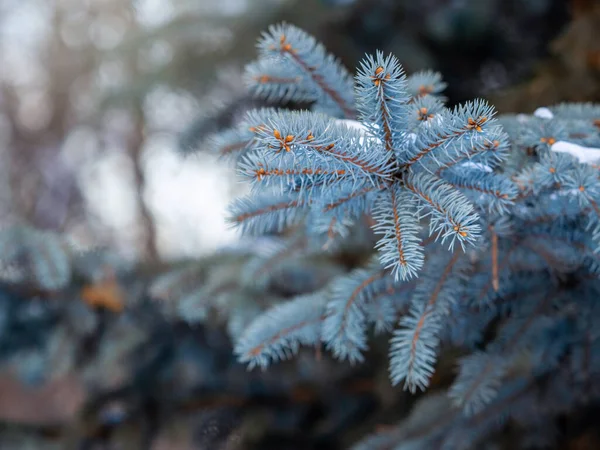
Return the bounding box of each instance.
[0,0,599,448]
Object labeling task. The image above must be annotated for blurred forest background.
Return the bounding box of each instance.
[0,0,599,448]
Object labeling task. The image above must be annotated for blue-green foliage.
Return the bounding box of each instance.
[0,227,134,389]
[249,23,356,118]
[205,23,600,449]
[0,225,132,293]
[228,23,515,281]
[0,226,72,291]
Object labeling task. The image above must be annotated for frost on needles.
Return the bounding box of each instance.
[186,22,600,450]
